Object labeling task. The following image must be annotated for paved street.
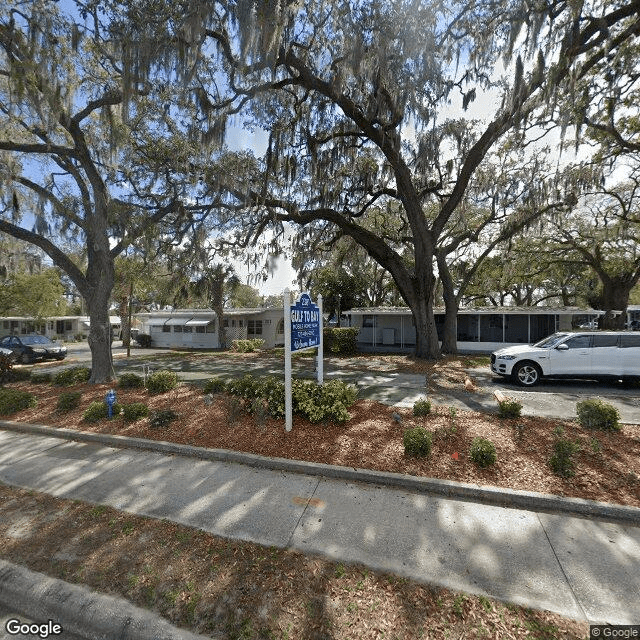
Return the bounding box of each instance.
[0,429,638,625]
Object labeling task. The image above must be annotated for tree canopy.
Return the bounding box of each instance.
[110,0,640,357]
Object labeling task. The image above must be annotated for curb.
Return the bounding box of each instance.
[0,559,216,640]
[2,419,640,527]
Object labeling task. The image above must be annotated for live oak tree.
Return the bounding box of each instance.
[0,1,198,381]
[120,0,640,358]
[541,172,640,328]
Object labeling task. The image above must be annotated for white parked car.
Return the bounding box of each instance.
[491,331,640,386]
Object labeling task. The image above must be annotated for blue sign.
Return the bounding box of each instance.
[290,293,321,352]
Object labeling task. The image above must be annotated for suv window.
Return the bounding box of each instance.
[564,335,592,348]
[620,334,640,348]
[593,334,619,348]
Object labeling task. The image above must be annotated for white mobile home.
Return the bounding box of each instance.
[346,307,605,353]
[0,316,121,341]
[136,307,286,349]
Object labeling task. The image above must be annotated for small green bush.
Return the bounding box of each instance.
[403,426,433,457]
[83,400,121,422]
[146,370,179,395]
[30,372,52,384]
[135,333,152,348]
[53,366,91,386]
[203,377,227,394]
[56,391,82,413]
[122,402,149,422]
[0,388,37,416]
[470,437,497,468]
[225,375,357,423]
[231,339,265,353]
[498,398,523,419]
[118,373,145,389]
[149,409,177,429]
[549,439,581,478]
[413,398,431,417]
[323,327,360,356]
[576,399,620,431]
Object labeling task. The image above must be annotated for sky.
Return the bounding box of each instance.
[224,124,298,296]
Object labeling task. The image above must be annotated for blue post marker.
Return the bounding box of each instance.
[105,389,116,418]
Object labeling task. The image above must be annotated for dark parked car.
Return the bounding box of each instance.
[0,334,67,363]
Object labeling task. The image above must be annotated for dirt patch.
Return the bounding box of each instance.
[4,379,640,507]
[0,484,589,639]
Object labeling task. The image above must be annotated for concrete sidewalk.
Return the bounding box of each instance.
[0,428,639,629]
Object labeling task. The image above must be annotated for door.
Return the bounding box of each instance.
[590,334,620,376]
[547,334,592,375]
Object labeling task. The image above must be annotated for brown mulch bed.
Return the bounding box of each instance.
[4,379,640,508]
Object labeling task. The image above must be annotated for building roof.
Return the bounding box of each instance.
[346,306,604,316]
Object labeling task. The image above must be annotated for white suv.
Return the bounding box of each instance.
[491,331,640,386]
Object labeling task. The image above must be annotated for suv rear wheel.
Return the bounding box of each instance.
[512,362,541,387]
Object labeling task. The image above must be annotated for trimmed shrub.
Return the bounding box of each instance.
[135,333,152,348]
[226,375,358,423]
[576,399,620,431]
[291,379,358,423]
[231,339,265,353]
[30,372,52,384]
[56,391,82,413]
[323,327,360,356]
[118,373,145,389]
[470,437,497,468]
[146,370,179,395]
[53,366,91,386]
[122,402,149,422]
[203,377,227,394]
[498,398,522,419]
[0,388,37,416]
[149,409,177,429]
[403,426,433,457]
[412,398,431,417]
[83,401,121,422]
[549,439,581,478]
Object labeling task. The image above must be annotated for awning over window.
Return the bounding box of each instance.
[164,318,191,326]
[185,319,213,326]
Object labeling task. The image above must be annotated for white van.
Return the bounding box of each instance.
[491,331,640,386]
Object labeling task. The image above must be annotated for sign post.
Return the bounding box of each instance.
[284,290,323,432]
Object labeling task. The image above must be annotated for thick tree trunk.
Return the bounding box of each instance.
[84,225,115,383]
[598,283,631,330]
[437,253,458,355]
[87,287,114,383]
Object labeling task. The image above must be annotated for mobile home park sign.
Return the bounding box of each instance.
[290,293,321,351]
[283,290,323,432]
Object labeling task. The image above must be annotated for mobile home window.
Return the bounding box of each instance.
[362,315,374,328]
[456,315,479,342]
[248,320,262,335]
[162,325,171,333]
[505,314,529,343]
[173,325,183,333]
